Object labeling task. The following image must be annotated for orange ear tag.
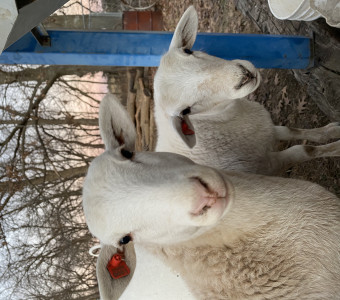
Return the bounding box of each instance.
[107,253,130,279]
[181,119,195,135]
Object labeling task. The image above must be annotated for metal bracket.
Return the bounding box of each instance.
[31,23,51,47]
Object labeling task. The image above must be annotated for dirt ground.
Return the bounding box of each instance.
[156,0,340,196]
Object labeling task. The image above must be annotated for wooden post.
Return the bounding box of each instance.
[126,69,136,124]
[139,77,151,150]
[149,100,156,151]
[1,31,313,69]
[134,68,144,152]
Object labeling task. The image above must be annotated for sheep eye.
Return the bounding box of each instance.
[182,107,191,115]
[121,148,134,159]
[184,48,193,55]
[119,235,132,245]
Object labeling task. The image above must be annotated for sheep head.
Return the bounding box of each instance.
[82,94,233,248]
[154,6,261,148]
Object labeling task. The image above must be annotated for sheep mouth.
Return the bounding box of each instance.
[192,195,217,216]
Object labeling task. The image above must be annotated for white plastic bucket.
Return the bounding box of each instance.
[267,0,321,21]
[310,0,340,28]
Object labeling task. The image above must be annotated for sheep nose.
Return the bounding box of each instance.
[241,70,254,85]
[189,177,217,215]
[241,64,255,80]
[245,69,255,80]
[235,64,256,89]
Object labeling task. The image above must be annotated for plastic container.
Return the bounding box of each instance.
[268,0,340,27]
[267,0,321,21]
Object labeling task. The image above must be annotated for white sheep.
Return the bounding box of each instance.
[90,95,197,299]
[154,6,340,174]
[83,93,340,299]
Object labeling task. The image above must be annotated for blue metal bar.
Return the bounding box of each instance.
[0,30,313,69]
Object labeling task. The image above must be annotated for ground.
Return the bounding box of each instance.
[156,0,340,196]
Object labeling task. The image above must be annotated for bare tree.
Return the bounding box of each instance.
[0,65,110,300]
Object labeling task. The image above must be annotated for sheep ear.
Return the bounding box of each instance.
[171,114,196,148]
[169,6,198,50]
[99,94,136,152]
[96,244,136,300]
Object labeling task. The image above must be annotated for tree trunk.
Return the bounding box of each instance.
[0,165,88,193]
[0,65,125,85]
[0,117,98,126]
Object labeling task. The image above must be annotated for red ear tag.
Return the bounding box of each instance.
[107,253,130,279]
[181,119,195,135]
